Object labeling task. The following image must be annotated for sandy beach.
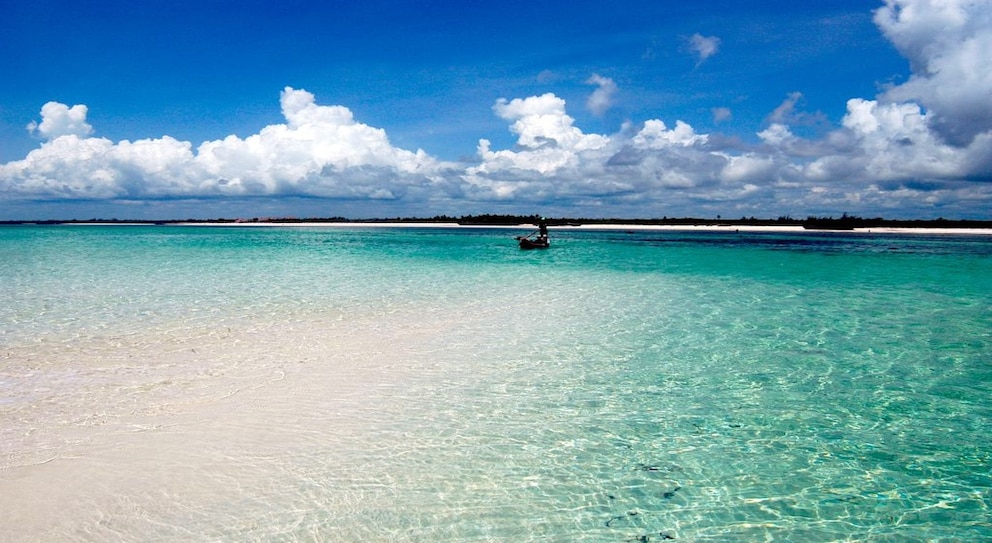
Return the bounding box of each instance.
[179,221,992,236]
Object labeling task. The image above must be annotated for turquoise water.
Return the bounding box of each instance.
[1,225,990,541]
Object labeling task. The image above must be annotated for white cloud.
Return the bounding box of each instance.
[2,88,442,201]
[464,94,614,200]
[1,135,118,198]
[480,93,609,169]
[719,154,777,184]
[6,83,985,219]
[196,88,437,198]
[586,74,618,116]
[874,0,992,146]
[26,102,93,139]
[686,33,721,65]
[465,97,730,205]
[632,119,707,148]
[838,97,970,179]
[757,123,796,146]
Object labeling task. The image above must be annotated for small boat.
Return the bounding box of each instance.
[517,236,550,249]
[515,218,550,249]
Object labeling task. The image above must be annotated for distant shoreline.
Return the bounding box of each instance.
[4,215,992,236]
[207,222,992,236]
[7,220,990,236]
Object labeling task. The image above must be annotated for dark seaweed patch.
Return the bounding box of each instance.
[606,510,639,527]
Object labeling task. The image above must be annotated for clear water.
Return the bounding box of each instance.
[1,225,990,541]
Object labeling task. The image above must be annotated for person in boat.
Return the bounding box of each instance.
[515,216,550,248]
[537,218,549,244]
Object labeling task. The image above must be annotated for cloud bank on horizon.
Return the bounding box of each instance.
[1,0,991,219]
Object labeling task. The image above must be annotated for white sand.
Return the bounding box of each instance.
[180,221,992,235]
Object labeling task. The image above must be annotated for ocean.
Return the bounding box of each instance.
[1,224,990,541]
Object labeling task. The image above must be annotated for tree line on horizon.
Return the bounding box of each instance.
[3,213,992,229]
[451,213,992,230]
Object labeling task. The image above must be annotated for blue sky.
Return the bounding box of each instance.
[1,0,990,220]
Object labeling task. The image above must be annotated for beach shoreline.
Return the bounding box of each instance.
[176,221,992,236]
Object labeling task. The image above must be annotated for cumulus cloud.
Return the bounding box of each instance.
[586,74,618,116]
[758,123,796,147]
[874,0,992,146]
[465,94,612,200]
[632,119,707,148]
[836,97,973,179]
[719,154,777,184]
[686,33,721,65]
[464,94,730,205]
[26,102,93,139]
[1,88,442,202]
[4,77,988,219]
[196,88,437,198]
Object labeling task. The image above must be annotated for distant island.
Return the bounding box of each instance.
[3,213,992,230]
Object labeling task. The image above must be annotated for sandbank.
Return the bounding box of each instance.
[181,221,992,236]
[568,224,992,235]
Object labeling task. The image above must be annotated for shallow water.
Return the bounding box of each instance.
[2,225,990,541]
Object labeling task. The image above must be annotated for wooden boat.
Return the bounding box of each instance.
[517,235,550,249]
[516,218,550,249]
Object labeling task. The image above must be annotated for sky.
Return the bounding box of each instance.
[1,0,991,220]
